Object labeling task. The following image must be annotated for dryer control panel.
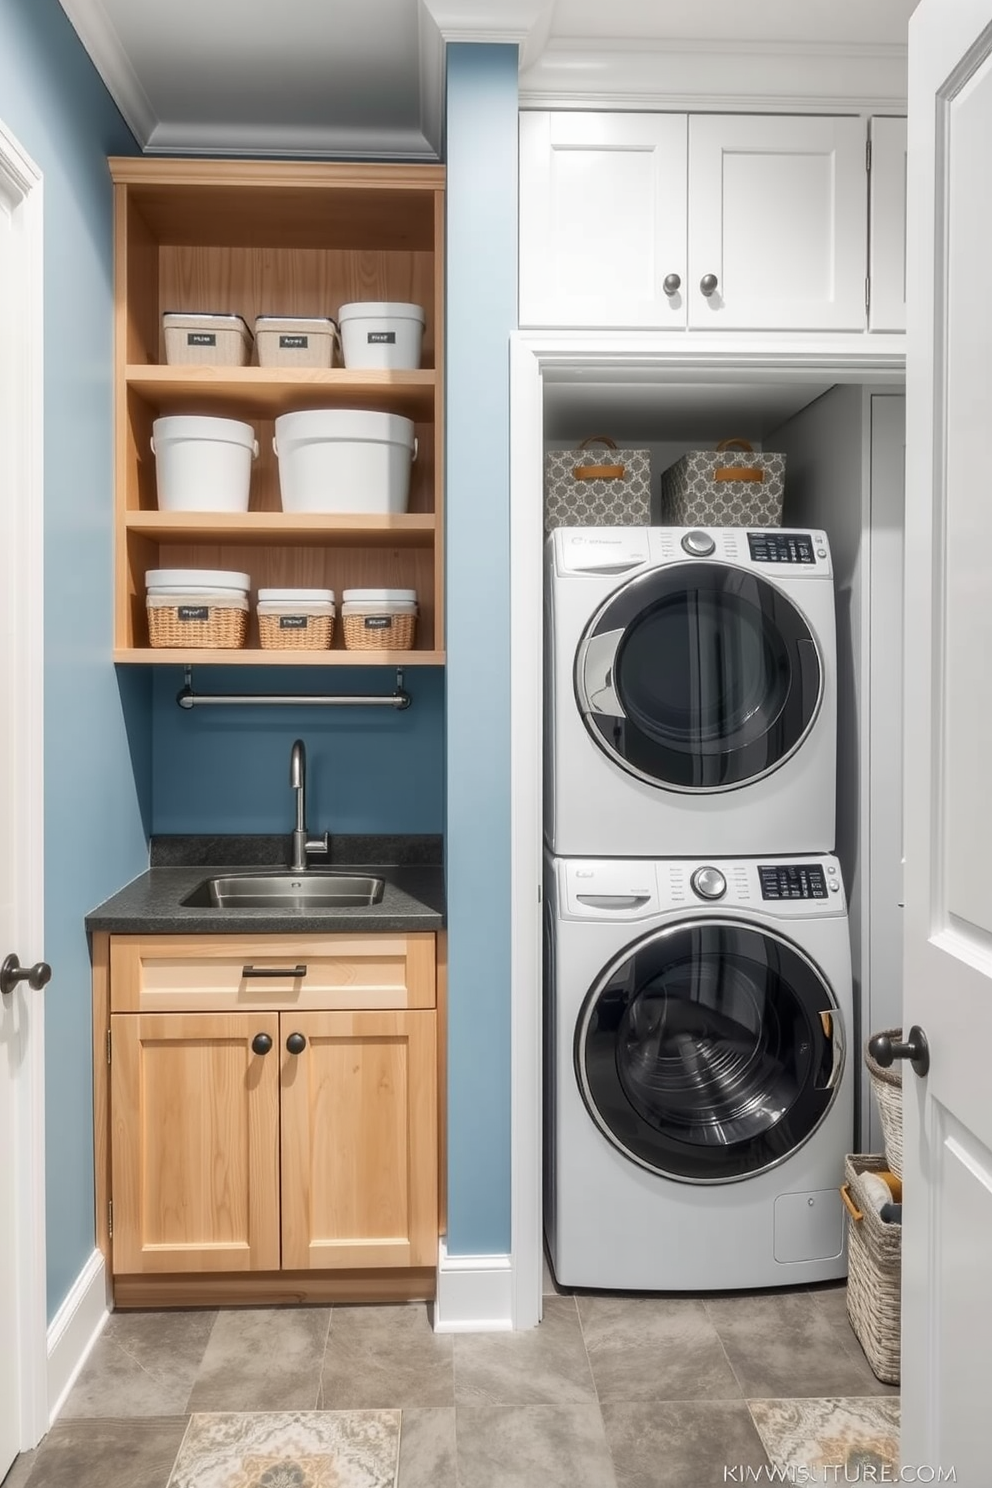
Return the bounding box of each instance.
[554,855,847,919]
[759,863,834,900]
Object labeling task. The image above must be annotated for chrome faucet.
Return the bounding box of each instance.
[288,739,329,872]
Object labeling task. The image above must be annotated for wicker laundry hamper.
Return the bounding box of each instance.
[841,1153,902,1385]
[865,1030,904,1179]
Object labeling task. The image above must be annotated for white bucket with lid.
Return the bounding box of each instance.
[337,302,425,370]
[273,409,417,514]
[151,416,258,512]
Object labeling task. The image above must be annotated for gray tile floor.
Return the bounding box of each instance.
[3,1266,898,1488]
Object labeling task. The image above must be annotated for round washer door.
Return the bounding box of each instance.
[575,562,822,792]
[575,919,844,1184]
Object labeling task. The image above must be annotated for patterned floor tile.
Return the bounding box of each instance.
[165,1411,400,1488]
[748,1396,901,1478]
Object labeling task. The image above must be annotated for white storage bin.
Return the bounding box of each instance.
[272,409,417,514]
[341,588,418,652]
[146,568,251,595]
[254,317,339,369]
[151,417,258,513]
[162,312,253,367]
[337,302,425,370]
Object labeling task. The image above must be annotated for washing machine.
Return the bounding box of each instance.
[544,852,853,1291]
[545,526,837,857]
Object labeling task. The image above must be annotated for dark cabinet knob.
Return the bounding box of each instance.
[1,954,52,997]
[251,1032,273,1055]
[699,273,719,297]
[286,1032,307,1055]
[662,272,681,296]
[868,1026,930,1078]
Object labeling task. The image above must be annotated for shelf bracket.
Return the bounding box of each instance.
[176,666,411,711]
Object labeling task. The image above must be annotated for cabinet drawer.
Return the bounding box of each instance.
[109,933,436,1013]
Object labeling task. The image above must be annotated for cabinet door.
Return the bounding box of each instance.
[519,110,688,328]
[688,115,867,330]
[110,1013,280,1274]
[281,1010,437,1270]
[868,117,908,332]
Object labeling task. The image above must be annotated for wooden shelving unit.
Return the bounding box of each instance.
[110,158,445,666]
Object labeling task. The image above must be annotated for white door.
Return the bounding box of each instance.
[0,121,46,1476]
[518,110,687,328]
[902,1,992,1476]
[687,114,867,331]
[868,117,908,333]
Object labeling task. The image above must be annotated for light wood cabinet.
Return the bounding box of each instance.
[95,932,439,1305]
[109,159,445,665]
[519,110,869,331]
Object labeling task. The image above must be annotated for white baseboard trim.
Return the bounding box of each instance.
[47,1249,110,1425]
[433,1241,514,1333]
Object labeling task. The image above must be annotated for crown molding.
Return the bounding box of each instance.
[519,36,908,112]
[419,0,551,45]
[58,0,157,146]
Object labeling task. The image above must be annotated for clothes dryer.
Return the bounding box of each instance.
[544,852,853,1290]
[545,527,837,857]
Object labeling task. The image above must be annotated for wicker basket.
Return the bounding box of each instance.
[841,1153,901,1385]
[341,612,417,651]
[258,612,334,650]
[146,594,248,649]
[865,1029,904,1179]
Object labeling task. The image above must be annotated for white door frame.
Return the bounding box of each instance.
[508,332,907,1328]
[0,116,48,1449]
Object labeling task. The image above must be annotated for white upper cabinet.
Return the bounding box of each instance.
[687,115,867,331]
[520,111,873,333]
[519,111,688,328]
[867,117,908,332]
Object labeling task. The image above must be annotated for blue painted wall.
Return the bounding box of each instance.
[444,44,518,1255]
[0,0,144,1318]
[151,666,444,834]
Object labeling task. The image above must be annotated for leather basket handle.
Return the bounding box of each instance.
[714,435,763,484]
[573,435,625,482]
[839,1183,863,1223]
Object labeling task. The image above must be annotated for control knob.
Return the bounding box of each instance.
[691,866,727,901]
[681,530,716,557]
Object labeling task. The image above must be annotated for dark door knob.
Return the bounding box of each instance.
[662,272,681,296]
[1,954,52,997]
[868,1026,930,1078]
[699,273,719,297]
[286,1032,307,1055]
[251,1032,273,1055]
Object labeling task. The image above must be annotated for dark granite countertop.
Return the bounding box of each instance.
[85,834,445,935]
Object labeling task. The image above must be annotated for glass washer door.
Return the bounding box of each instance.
[575,562,822,792]
[575,919,844,1184]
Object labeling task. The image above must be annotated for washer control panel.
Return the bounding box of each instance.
[690,866,727,900]
[747,532,817,565]
[758,863,835,900]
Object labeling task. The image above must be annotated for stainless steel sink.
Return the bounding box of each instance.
[181,872,385,910]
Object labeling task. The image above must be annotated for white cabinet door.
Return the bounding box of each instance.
[687,115,867,331]
[518,111,688,328]
[868,117,908,332]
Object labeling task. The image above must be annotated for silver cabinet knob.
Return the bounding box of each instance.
[699,273,719,297]
[662,273,681,297]
[681,529,716,557]
[691,867,727,901]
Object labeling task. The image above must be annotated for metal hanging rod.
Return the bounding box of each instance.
[176,667,411,711]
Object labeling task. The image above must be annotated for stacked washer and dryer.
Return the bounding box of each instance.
[544,525,853,1290]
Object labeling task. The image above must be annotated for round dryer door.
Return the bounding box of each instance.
[575,919,844,1184]
[575,562,822,791]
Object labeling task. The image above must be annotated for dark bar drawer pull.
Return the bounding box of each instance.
[242,964,308,978]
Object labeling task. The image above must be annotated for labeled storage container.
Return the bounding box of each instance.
[254,316,339,369]
[661,438,786,527]
[341,589,417,652]
[272,409,417,514]
[257,588,335,650]
[145,569,250,649]
[162,312,253,367]
[840,1153,902,1385]
[151,416,258,513]
[337,302,425,370]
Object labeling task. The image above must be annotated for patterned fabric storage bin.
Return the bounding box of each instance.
[661,438,786,526]
[545,436,651,530]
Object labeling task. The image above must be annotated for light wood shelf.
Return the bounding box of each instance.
[113,648,446,667]
[126,365,436,420]
[124,511,436,548]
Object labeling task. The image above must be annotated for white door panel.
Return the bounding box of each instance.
[868,117,908,332]
[688,115,867,330]
[903,1,992,1474]
[519,110,687,328]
